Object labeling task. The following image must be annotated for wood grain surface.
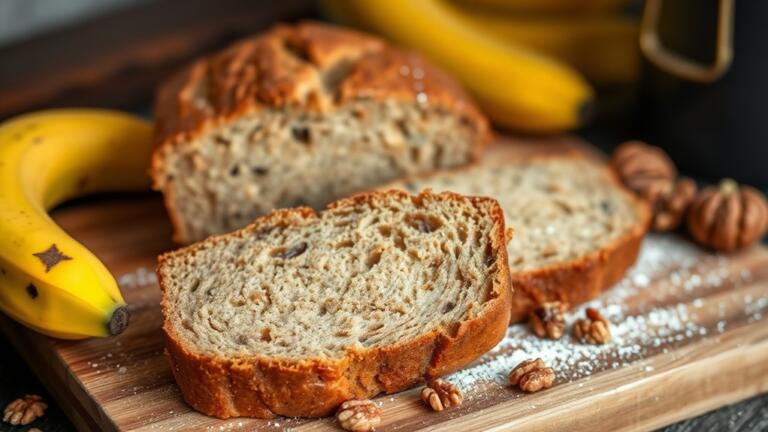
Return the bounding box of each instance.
[1,138,767,431]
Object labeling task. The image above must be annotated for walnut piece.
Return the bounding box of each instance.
[421,379,463,411]
[336,399,382,432]
[508,358,544,385]
[687,179,768,252]
[653,177,697,232]
[529,301,567,339]
[508,358,555,393]
[611,141,676,205]
[519,368,556,393]
[3,394,47,426]
[573,307,611,344]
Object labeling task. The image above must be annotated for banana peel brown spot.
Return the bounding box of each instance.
[32,244,72,272]
[26,283,38,299]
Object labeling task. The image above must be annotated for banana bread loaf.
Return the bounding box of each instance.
[152,22,490,243]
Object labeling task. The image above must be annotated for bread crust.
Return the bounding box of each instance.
[151,21,490,243]
[381,144,651,323]
[158,190,512,418]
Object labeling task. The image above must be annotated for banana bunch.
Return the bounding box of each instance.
[456,12,639,85]
[323,0,638,133]
[0,109,153,339]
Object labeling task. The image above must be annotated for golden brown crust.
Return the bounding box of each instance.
[158,190,511,419]
[379,144,651,323]
[153,22,488,146]
[150,21,489,167]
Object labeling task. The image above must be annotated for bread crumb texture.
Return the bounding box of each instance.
[159,191,506,360]
[399,157,643,272]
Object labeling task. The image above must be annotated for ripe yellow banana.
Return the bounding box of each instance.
[450,0,628,15]
[456,11,640,85]
[0,109,152,339]
[323,0,594,132]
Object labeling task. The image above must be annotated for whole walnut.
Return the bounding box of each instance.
[653,177,698,232]
[688,179,768,252]
[611,141,676,205]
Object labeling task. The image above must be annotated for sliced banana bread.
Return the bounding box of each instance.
[386,147,650,322]
[158,190,511,419]
[152,21,490,243]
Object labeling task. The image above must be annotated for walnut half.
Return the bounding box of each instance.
[529,301,567,339]
[336,399,382,432]
[509,358,556,393]
[3,394,47,426]
[573,307,611,344]
[421,379,463,411]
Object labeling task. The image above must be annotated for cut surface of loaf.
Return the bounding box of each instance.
[386,148,650,321]
[152,21,490,243]
[158,190,511,418]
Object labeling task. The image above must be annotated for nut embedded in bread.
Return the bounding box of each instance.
[157,190,511,418]
[384,147,650,322]
[151,21,490,243]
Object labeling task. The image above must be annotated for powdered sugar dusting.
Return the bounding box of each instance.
[445,234,768,398]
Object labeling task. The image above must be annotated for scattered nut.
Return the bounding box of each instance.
[420,379,463,411]
[508,358,544,386]
[336,399,382,432]
[653,177,697,232]
[611,141,676,205]
[529,301,567,340]
[519,368,556,393]
[3,394,47,426]
[687,178,768,252]
[611,141,704,233]
[573,307,611,344]
[508,358,555,393]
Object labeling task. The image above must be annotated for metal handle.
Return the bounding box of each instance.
[640,0,734,83]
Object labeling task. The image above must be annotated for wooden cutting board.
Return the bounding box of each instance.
[1,137,768,432]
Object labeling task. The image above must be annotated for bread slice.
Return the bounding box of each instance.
[385,147,650,322]
[151,22,490,244]
[158,190,511,419]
